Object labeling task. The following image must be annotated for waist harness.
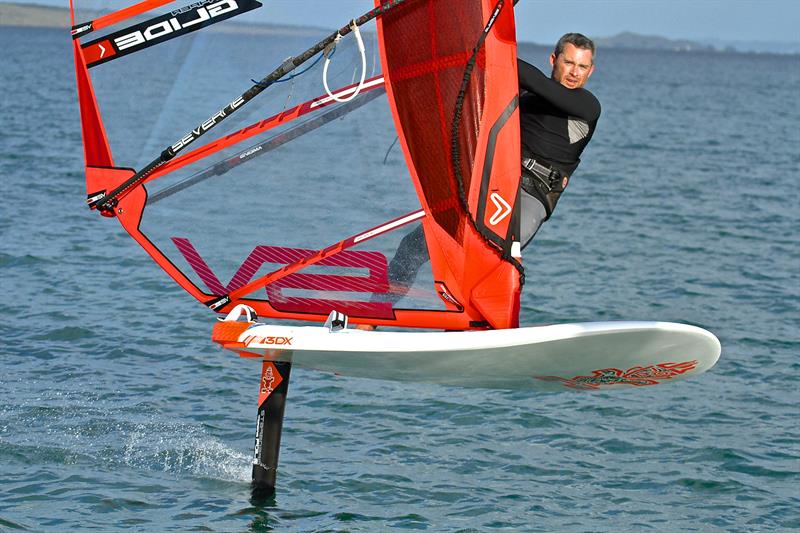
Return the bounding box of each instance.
[521,157,570,218]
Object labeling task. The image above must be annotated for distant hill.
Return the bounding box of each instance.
[521,31,798,56]
[703,38,800,55]
[593,31,714,52]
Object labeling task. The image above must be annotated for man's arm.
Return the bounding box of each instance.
[518,58,600,120]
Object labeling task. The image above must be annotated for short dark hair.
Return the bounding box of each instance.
[554,33,596,61]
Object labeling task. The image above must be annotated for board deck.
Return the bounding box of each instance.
[213,314,721,391]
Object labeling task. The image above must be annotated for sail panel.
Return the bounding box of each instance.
[71,0,450,326]
[376,0,521,329]
[376,0,484,243]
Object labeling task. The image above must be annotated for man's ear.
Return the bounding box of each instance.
[549,53,556,67]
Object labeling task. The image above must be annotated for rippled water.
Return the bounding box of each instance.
[1,27,799,531]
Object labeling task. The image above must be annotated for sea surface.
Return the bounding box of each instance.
[2,25,799,532]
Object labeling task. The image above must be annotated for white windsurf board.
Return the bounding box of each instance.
[213,311,721,391]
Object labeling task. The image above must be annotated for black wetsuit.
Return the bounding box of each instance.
[383,58,601,303]
[518,58,601,177]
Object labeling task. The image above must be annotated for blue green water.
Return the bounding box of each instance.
[1,26,799,531]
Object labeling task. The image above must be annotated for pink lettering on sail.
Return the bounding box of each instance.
[172,238,393,317]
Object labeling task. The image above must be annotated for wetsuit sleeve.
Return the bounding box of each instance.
[517,58,601,121]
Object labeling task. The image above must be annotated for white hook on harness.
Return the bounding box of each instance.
[322,19,367,103]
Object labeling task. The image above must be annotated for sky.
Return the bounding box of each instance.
[261,0,800,45]
[16,0,800,45]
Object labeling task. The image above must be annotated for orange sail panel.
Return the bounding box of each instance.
[375,0,522,329]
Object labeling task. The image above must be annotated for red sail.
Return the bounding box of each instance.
[376,0,522,328]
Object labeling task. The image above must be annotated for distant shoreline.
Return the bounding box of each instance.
[0,1,65,27]
[2,2,798,56]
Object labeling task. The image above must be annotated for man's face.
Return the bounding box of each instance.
[550,43,595,89]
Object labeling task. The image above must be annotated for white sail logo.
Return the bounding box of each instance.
[488,193,511,225]
[170,95,245,153]
[114,0,239,51]
[70,23,92,36]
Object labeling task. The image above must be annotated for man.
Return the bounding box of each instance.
[363,33,600,322]
[516,32,600,247]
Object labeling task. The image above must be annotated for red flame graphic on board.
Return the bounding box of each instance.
[536,360,699,390]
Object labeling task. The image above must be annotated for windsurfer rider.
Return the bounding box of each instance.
[516,32,600,247]
[361,34,600,326]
